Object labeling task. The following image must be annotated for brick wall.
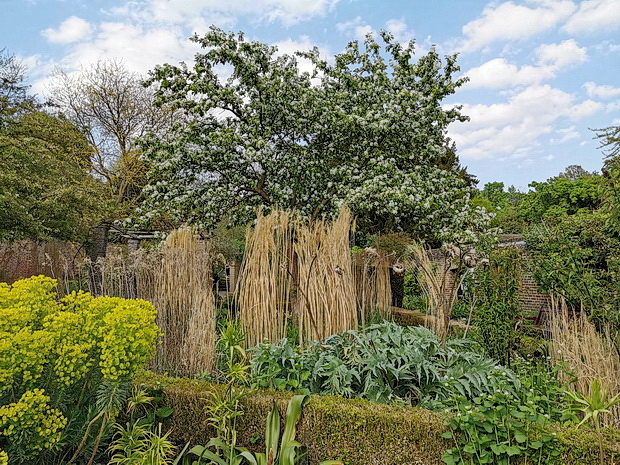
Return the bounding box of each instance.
[519,272,550,315]
[0,241,84,285]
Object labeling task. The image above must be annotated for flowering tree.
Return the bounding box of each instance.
[139,27,488,243]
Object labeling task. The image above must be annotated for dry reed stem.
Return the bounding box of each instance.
[236,209,294,348]
[550,297,620,427]
[295,208,357,344]
[405,244,458,344]
[155,227,216,376]
[352,251,392,324]
[375,257,393,319]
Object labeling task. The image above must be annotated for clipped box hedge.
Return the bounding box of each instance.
[136,372,620,465]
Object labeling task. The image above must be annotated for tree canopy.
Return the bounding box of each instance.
[48,59,178,219]
[0,52,101,242]
[139,27,488,243]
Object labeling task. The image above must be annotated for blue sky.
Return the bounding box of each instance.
[1,0,620,189]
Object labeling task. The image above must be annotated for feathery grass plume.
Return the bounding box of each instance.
[99,245,133,298]
[550,296,620,427]
[155,227,216,376]
[405,243,459,345]
[131,247,159,303]
[375,255,393,319]
[236,208,294,348]
[295,208,357,344]
[352,248,392,325]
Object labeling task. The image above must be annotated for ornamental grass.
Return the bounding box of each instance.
[237,207,357,347]
[236,208,294,348]
[352,249,392,326]
[550,297,620,427]
[295,207,357,344]
[155,227,216,377]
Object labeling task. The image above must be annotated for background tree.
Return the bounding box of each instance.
[0,53,101,241]
[0,49,36,124]
[140,27,488,244]
[48,59,178,218]
[473,182,526,233]
[518,167,601,225]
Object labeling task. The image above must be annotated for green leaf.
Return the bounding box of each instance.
[156,406,174,418]
[265,402,281,460]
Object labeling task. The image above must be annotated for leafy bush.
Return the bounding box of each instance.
[474,247,522,365]
[0,276,159,464]
[524,211,620,331]
[442,391,561,465]
[250,322,519,406]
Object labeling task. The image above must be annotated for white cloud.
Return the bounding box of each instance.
[464,58,554,88]
[117,0,342,27]
[57,22,197,74]
[551,125,580,144]
[562,0,620,34]
[458,0,576,53]
[336,16,374,41]
[385,18,415,43]
[535,39,587,69]
[41,16,93,44]
[33,21,200,97]
[450,84,603,160]
[583,82,620,99]
[464,40,587,89]
[593,40,620,54]
[336,16,417,44]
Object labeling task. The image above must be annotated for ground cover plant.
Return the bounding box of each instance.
[250,322,521,406]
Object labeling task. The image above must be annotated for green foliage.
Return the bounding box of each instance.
[0,110,102,241]
[566,378,620,429]
[189,394,342,465]
[442,390,561,465]
[519,172,601,225]
[249,339,310,393]
[140,26,489,242]
[565,378,620,465]
[138,371,619,465]
[250,322,520,406]
[524,211,620,329]
[0,50,103,241]
[442,358,571,465]
[474,247,522,365]
[473,182,526,233]
[0,49,36,124]
[205,320,252,463]
[242,394,308,465]
[0,276,159,464]
[107,388,185,465]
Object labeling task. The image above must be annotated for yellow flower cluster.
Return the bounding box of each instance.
[0,449,7,465]
[0,389,66,455]
[0,276,160,460]
[100,299,159,380]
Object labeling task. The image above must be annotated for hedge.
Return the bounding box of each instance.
[136,372,620,465]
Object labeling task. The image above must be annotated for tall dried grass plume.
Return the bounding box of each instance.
[236,209,294,348]
[550,297,620,427]
[295,208,357,344]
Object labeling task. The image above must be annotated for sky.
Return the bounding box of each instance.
[1,0,620,190]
